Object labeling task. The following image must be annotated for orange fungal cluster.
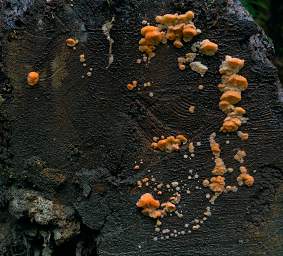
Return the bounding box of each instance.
[209,133,226,176]
[237,166,254,187]
[151,135,187,153]
[177,52,196,70]
[139,11,200,59]
[209,176,225,193]
[237,131,249,141]
[136,193,177,219]
[136,193,162,218]
[234,149,247,163]
[218,56,248,132]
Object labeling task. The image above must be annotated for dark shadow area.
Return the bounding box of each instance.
[241,0,283,83]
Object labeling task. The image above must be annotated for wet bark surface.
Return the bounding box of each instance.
[0,0,283,255]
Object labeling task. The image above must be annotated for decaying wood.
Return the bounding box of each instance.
[0,0,283,255]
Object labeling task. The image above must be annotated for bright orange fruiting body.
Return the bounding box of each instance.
[220,90,241,104]
[136,193,160,209]
[209,176,225,193]
[66,38,78,47]
[237,167,254,187]
[151,135,187,153]
[139,11,198,58]
[27,71,40,86]
[200,39,218,56]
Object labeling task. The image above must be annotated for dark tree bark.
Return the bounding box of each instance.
[0,0,283,255]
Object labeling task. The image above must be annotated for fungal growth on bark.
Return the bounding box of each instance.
[151,135,188,152]
[134,9,255,239]
[1,0,282,254]
[199,39,218,56]
[218,56,248,132]
[66,38,79,47]
[139,10,201,59]
[27,71,40,86]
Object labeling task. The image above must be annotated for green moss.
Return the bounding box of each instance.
[240,0,270,30]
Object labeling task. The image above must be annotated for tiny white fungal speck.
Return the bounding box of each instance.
[149,92,154,97]
[196,141,201,146]
[171,181,179,187]
[184,154,188,159]
[198,84,204,90]
[226,140,230,144]
[138,245,141,249]
[189,169,193,174]
[162,229,170,234]
[142,20,148,25]
[87,72,92,77]
[227,167,234,173]
[156,220,162,226]
[192,224,200,230]
[153,237,158,241]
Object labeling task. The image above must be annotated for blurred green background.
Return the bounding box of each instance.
[240,0,283,83]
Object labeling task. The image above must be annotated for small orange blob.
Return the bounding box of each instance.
[209,176,225,193]
[220,90,241,104]
[221,117,242,133]
[211,143,220,155]
[127,80,138,91]
[136,193,160,209]
[237,131,249,141]
[226,74,248,90]
[219,55,245,75]
[151,135,187,153]
[219,100,233,113]
[161,202,176,213]
[199,39,218,56]
[66,38,79,47]
[173,39,184,48]
[27,71,40,86]
[136,193,163,219]
[182,24,197,41]
[237,166,254,187]
[212,158,226,175]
